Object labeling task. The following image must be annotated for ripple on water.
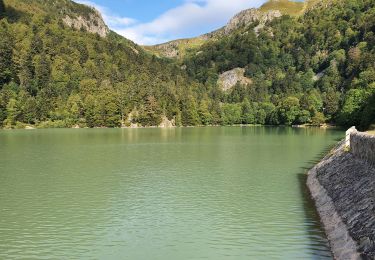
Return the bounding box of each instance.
[0,127,341,259]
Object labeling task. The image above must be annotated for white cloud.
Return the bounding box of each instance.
[74,0,136,27]
[75,0,267,45]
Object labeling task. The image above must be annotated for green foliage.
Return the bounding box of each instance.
[221,103,242,125]
[181,95,200,126]
[360,90,375,130]
[198,99,213,125]
[241,98,255,124]
[0,0,374,129]
[0,20,13,84]
[259,0,305,16]
[0,0,204,128]
[311,112,326,126]
[278,97,300,125]
[137,96,162,127]
[3,97,18,127]
[181,0,375,129]
[0,0,5,19]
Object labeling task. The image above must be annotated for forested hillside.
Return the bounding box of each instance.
[0,0,202,128]
[0,0,374,129]
[181,0,375,129]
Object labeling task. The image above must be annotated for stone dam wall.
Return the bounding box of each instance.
[307,131,375,259]
[351,132,375,167]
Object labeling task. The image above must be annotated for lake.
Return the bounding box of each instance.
[0,127,343,259]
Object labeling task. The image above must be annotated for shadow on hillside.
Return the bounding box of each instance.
[3,6,29,23]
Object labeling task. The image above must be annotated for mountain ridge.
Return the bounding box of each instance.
[3,0,109,36]
[0,0,374,130]
[146,0,309,58]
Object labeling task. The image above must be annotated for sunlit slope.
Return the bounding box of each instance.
[145,0,311,59]
[259,0,305,16]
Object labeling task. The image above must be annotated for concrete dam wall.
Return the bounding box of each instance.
[307,129,375,259]
[351,132,375,167]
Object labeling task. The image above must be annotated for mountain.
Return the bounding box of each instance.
[259,0,306,15]
[0,0,203,128]
[146,0,307,59]
[0,0,374,129]
[149,0,375,129]
[4,0,109,35]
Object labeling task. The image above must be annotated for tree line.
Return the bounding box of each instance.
[183,0,375,130]
[0,0,374,129]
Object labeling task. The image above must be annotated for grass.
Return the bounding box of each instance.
[145,0,312,57]
[259,0,305,16]
[177,38,206,53]
[144,37,206,59]
[4,0,97,19]
[367,130,375,135]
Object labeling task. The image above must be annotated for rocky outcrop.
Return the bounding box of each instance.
[221,9,282,35]
[158,116,176,128]
[124,109,139,128]
[203,9,282,38]
[313,71,325,81]
[63,8,109,37]
[307,132,375,259]
[151,41,179,58]
[217,68,252,91]
[148,4,283,58]
[123,112,175,128]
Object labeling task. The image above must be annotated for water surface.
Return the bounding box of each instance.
[0,127,343,259]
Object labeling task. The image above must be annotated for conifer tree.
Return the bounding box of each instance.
[0,21,13,85]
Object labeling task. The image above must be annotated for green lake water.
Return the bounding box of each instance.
[0,127,343,259]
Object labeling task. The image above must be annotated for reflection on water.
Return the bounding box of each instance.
[0,127,343,259]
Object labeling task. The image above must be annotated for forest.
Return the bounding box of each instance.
[182,0,375,129]
[0,0,374,129]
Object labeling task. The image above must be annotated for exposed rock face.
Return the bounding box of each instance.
[158,116,176,128]
[152,41,179,58]
[313,71,325,81]
[124,112,175,128]
[217,68,252,91]
[222,9,282,35]
[307,132,375,259]
[149,7,282,58]
[129,46,139,55]
[125,109,139,128]
[201,8,282,38]
[63,8,109,37]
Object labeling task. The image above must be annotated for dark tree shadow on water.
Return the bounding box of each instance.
[297,173,333,260]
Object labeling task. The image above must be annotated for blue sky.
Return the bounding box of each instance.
[75,0,269,45]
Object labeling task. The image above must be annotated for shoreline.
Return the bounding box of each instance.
[307,130,375,259]
[307,141,360,259]
[0,123,341,131]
